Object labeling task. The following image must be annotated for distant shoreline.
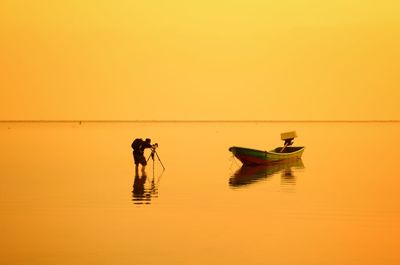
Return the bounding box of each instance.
[1,120,399,123]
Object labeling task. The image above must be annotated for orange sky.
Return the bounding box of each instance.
[1,0,399,120]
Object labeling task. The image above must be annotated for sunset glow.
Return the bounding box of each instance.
[1,0,399,120]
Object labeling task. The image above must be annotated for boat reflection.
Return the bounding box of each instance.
[132,171,160,204]
[229,159,305,188]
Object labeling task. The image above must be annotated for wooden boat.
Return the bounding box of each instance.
[229,131,305,166]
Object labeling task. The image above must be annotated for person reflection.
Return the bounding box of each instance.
[132,166,160,204]
[132,169,151,204]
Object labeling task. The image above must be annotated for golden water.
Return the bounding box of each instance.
[1,122,399,265]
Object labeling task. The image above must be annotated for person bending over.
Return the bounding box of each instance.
[131,138,153,173]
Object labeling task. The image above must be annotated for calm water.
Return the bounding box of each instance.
[1,122,399,265]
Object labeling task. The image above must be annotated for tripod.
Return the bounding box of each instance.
[147,147,165,171]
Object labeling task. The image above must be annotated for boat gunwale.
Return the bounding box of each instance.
[230,146,305,155]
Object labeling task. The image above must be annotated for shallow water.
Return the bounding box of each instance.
[1,122,399,265]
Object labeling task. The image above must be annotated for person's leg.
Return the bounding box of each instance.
[133,153,140,174]
[140,155,147,174]
[135,164,139,176]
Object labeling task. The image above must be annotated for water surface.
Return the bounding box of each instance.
[1,122,399,265]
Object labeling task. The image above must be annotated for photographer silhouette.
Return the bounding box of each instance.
[131,138,153,173]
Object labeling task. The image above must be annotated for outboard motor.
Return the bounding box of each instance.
[280,131,297,152]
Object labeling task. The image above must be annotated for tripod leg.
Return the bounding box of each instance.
[147,150,155,162]
[154,151,165,170]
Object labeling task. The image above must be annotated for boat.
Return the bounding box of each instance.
[229,131,305,166]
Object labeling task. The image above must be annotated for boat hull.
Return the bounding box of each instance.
[229,146,305,166]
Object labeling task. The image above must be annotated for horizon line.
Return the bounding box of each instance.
[1,119,399,123]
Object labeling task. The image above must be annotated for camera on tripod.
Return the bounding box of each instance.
[151,143,159,150]
[147,143,165,170]
[149,143,158,160]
